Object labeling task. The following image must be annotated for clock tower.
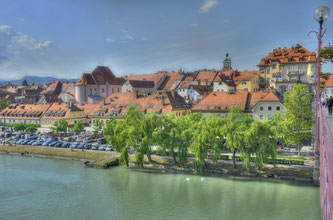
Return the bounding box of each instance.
[222,53,232,71]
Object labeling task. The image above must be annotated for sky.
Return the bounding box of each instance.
[0,0,332,80]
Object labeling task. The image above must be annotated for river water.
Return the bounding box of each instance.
[0,155,320,220]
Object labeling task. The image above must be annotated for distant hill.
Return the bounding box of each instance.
[4,76,78,85]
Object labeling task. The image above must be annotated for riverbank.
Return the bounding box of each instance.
[0,146,315,183]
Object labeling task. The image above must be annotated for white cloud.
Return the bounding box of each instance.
[199,0,218,13]
[191,24,198,27]
[105,38,115,43]
[126,34,134,40]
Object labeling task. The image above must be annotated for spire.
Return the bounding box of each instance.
[222,53,232,71]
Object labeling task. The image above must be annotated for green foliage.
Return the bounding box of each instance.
[25,125,39,133]
[0,99,11,112]
[51,119,68,134]
[283,85,312,156]
[14,123,27,132]
[119,147,129,167]
[72,121,85,134]
[93,119,104,135]
[135,151,144,168]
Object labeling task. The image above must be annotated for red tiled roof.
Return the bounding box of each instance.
[158,72,182,90]
[128,80,154,88]
[76,66,126,86]
[41,81,62,95]
[194,71,218,83]
[258,44,317,66]
[325,75,333,88]
[0,104,51,119]
[127,72,165,85]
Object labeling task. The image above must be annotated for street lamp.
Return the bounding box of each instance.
[314,6,330,149]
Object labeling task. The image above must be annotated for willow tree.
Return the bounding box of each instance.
[153,113,181,165]
[102,118,118,148]
[283,85,312,156]
[221,106,252,168]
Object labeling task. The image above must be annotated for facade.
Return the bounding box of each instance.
[0,104,51,124]
[258,44,317,92]
[323,74,333,100]
[75,66,125,104]
[40,103,89,128]
[192,90,284,119]
[90,91,191,125]
[213,70,260,92]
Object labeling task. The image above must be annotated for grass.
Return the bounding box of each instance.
[0,146,119,167]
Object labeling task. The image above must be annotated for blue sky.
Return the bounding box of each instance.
[0,0,332,80]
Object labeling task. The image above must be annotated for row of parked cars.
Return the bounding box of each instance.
[1,133,113,151]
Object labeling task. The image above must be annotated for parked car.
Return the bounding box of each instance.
[42,140,53,146]
[32,140,44,146]
[21,140,30,145]
[91,144,99,150]
[76,137,84,142]
[27,140,36,145]
[25,134,38,140]
[55,142,63,148]
[83,138,94,143]
[16,139,25,144]
[70,142,79,148]
[77,143,85,149]
[63,137,73,142]
[97,138,106,144]
[40,135,49,140]
[62,142,70,148]
[84,143,92,149]
[106,145,113,151]
[49,141,58,147]
[98,145,106,151]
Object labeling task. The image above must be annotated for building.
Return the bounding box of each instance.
[58,82,76,103]
[222,53,232,71]
[258,44,317,93]
[90,91,192,125]
[213,70,260,92]
[191,90,283,120]
[75,66,125,104]
[323,74,333,100]
[0,103,51,124]
[122,72,166,93]
[40,103,89,128]
[157,72,183,91]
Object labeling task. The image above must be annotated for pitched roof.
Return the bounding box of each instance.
[193,91,249,111]
[93,91,191,116]
[258,44,317,66]
[75,66,126,86]
[127,72,165,85]
[248,91,281,108]
[325,75,333,88]
[41,81,62,95]
[189,85,211,96]
[0,103,51,119]
[42,103,83,119]
[128,80,155,88]
[158,72,182,90]
[194,70,218,83]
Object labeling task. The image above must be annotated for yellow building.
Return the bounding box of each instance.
[213,70,259,92]
[258,44,317,92]
[40,103,89,128]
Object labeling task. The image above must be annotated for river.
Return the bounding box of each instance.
[0,154,320,220]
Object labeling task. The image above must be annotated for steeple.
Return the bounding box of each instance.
[222,53,232,71]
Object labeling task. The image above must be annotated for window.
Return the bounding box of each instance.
[90,88,92,95]
[199,106,202,109]
[206,105,209,110]
[112,88,114,93]
[299,58,303,62]
[288,58,292,62]
[117,89,120,92]
[298,66,302,73]
[268,106,272,111]
[276,106,280,111]
[241,81,247,85]
[266,69,270,74]
[260,115,263,120]
[311,65,315,72]
[73,113,76,117]
[268,115,272,119]
[272,63,277,69]
[102,88,105,93]
[260,69,265,74]
[218,82,222,85]
[260,106,263,111]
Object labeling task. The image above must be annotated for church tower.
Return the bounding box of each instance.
[222,53,232,71]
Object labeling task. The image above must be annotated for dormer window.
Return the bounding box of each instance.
[288,58,292,62]
[299,58,303,62]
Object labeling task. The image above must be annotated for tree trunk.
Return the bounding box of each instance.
[298,145,301,157]
[171,146,177,165]
[232,150,236,168]
[147,153,152,162]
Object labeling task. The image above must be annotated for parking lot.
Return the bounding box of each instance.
[0,132,114,152]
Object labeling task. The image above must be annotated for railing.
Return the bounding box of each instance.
[288,71,305,75]
[319,104,333,219]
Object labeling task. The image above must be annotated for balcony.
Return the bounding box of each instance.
[272,72,283,78]
[288,71,305,76]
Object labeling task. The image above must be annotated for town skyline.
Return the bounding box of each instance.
[0,0,332,80]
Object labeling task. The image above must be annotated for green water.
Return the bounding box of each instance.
[0,155,320,220]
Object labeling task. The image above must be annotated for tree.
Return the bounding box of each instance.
[221,106,252,168]
[25,125,38,133]
[14,123,27,132]
[51,119,68,134]
[72,121,85,134]
[0,99,11,112]
[22,80,29,86]
[283,85,312,156]
[93,119,103,135]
